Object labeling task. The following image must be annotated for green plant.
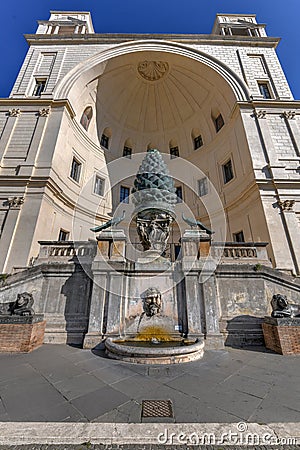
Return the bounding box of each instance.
[0,273,8,283]
[253,263,262,272]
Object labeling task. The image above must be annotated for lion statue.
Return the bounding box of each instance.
[9,292,35,316]
[271,294,300,318]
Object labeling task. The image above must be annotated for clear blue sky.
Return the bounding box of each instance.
[1,0,299,98]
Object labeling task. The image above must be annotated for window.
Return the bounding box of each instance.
[175,186,183,203]
[233,231,245,243]
[258,82,272,99]
[194,135,203,150]
[215,114,224,132]
[70,157,81,183]
[94,175,105,196]
[170,146,179,158]
[57,25,76,35]
[58,229,69,241]
[231,27,249,36]
[123,146,132,158]
[100,134,109,149]
[198,177,208,197]
[33,78,47,96]
[222,159,234,184]
[80,107,93,131]
[120,186,130,203]
[249,28,259,37]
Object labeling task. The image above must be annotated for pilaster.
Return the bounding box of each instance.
[0,110,20,163]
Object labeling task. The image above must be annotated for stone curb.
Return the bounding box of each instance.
[0,422,299,446]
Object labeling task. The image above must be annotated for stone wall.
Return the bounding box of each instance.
[0,242,299,349]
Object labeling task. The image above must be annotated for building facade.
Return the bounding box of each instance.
[0,11,299,275]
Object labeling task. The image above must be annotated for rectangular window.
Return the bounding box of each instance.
[175,186,183,203]
[194,135,203,150]
[170,146,180,158]
[215,114,224,132]
[258,82,272,99]
[70,157,81,183]
[100,134,109,149]
[58,229,69,241]
[222,159,234,184]
[233,230,245,243]
[198,177,208,197]
[120,185,130,203]
[123,146,132,158]
[231,27,249,36]
[32,78,47,96]
[58,25,76,35]
[94,175,105,196]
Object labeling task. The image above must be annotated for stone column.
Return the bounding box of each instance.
[19,107,52,176]
[200,272,224,349]
[260,196,295,272]
[83,260,109,349]
[83,232,127,348]
[253,110,281,169]
[282,111,300,157]
[183,272,204,338]
[278,200,300,275]
[0,197,24,272]
[181,229,211,339]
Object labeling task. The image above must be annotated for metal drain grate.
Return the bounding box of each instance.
[142,399,174,418]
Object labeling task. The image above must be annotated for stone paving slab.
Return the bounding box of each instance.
[0,344,299,429]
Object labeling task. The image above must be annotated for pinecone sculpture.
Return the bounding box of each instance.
[132,149,177,215]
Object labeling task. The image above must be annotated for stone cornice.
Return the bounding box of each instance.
[0,99,75,119]
[233,100,300,116]
[24,33,280,48]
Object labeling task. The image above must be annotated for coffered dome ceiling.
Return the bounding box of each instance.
[95,50,234,136]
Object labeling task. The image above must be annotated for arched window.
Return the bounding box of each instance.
[191,128,203,150]
[169,139,179,158]
[123,138,133,158]
[147,143,157,152]
[80,106,93,131]
[100,127,112,149]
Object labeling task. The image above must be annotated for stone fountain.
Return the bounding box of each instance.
[85,149,222,363]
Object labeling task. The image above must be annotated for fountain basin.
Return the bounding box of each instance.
[105,337,204,364]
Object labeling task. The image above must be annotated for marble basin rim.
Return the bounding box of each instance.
[104,337,205,364]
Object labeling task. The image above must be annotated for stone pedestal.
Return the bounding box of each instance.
[97,230,127,261]
[181,229,211,258]
[83,233,127,349]
[0,315,46,352]
[262,317,300,355]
